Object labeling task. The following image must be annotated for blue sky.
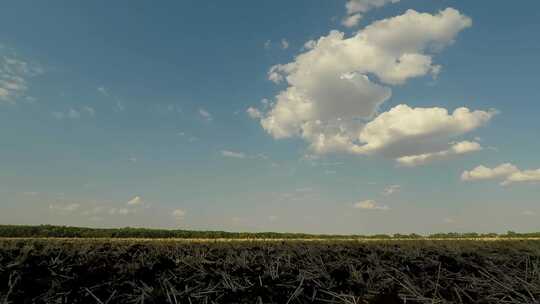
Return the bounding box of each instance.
[1,0,539,234]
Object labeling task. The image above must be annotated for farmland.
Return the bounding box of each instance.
[1,237,540,303]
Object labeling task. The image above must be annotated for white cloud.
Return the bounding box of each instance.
[264,40,271,49]
[461,163,540,185]
[353,106,494,157]
[461,163,518,181]
[267,65,285,84]
[199,108,212,121]
[126,196,143,206]
[172,209,186,219]
[382,184,400,196]
[505,169,540,185]
[522,210,536,216]
[342,0,401,28]
[250,9,480,165]
[291,104,492,164]
[281,39,290,50]
[221,150,246,159]
[353,199,389,210]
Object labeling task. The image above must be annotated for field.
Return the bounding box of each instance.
[1,238,539,304]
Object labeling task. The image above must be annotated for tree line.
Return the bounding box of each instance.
[0,225,539,239]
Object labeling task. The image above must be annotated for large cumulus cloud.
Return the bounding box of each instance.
[250,8,496,166]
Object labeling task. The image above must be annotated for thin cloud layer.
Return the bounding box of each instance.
[249,8,486,166]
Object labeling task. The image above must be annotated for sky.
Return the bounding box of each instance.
[1,0,539,235]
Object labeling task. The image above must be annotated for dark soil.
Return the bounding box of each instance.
[0,239,539,303]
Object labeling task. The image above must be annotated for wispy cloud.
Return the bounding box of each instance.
[275,187,319,202]
[0,54,43,103]
[177,131,198,142]
[382,185,401,196]
[280,39,289,50]
[126,196,143,206]
[198,108,212,121]
[220,150,272,161]
[246,107,263,119]
[172,209,186,220]
[221,150,246,159]
[97,86,109,97]
[49,203,81,213]
[396,141,483,167]
[118,208,132,215]
[167,104,182,113]
[353,200,389,211]
[114,100,125,112]
[52,106,95,120]
[97,86,126,112]
[82,106,95,116]
[443,217,456,224]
